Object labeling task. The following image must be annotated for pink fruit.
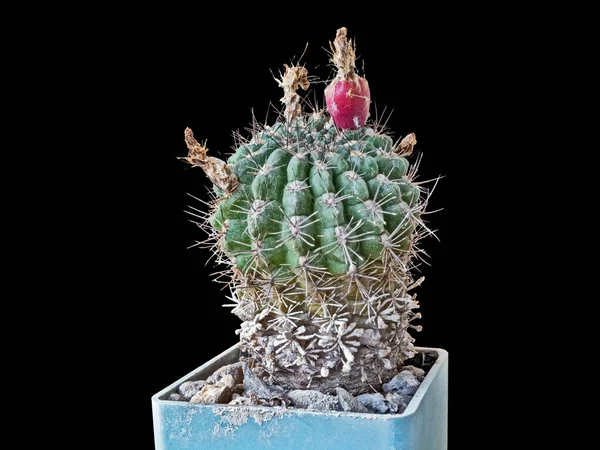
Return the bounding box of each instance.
[325,27,371,130]
[325,77,370,130]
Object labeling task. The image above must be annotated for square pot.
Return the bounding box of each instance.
[152,345,448,449]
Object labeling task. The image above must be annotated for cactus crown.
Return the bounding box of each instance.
[183,29,437,394]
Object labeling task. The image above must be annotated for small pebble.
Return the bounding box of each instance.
[168,393,186,402]
[356,393,389,414]
[288,389,341,411]
[400,365,425,378]
[206,362,244,385]
[382,371,420,396]
[228,396,256,406]
[178,380,207,400]
[385,392,412,414]
[190,374,235,404]
[336,387,369,413]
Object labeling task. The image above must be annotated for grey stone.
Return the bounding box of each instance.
[218,373,237,390]
[382,371,420,396]
[228,395,255,406]
[178,380,207,400]
[190,374,235,404]
[356,393,389,414]
[288,389,341,411]
[385,392,412,414]
[399,365,425,378]
[168,393,186,402]
[336,387,369,413]
[206,362,244,385]
[242,363,287,401]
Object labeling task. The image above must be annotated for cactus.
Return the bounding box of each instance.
[183,29,436,394]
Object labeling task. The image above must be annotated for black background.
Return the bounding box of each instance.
[94,10,493,448]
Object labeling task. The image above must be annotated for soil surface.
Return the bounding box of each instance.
[169,351,438,415]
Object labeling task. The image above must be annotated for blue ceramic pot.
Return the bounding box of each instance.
[152,345,448,449]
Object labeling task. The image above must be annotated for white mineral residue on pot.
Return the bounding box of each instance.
[212,406,289,438]
[167,407,199,441]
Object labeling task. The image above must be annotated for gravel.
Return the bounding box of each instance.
[178,380,207,400]
[336,387,369,413]
[206,362,244,385]
[168,393,186,402]
[382,371,420,396]
[385,392,412,414]
[288,389,341,411]
[190,374,235,404]
[356,393,389,414]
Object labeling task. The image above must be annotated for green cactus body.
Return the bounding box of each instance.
[194,114,428,394]
[183,36,432,394]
